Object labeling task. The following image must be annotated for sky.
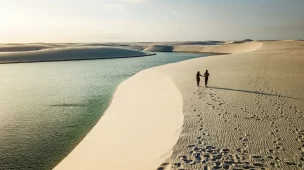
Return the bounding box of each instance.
[0,0,303,42]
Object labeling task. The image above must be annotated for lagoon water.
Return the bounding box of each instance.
[0,52,210,169]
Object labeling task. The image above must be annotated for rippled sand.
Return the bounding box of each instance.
[155,40,304,169]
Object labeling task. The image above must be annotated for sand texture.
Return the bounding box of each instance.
[154,40,304,169]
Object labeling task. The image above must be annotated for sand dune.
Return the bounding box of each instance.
[53,40,303,170]
[198,41,262,53]
[144,45,174,52]
[144,41,263,54]
[0,46,152,64]
[0,44,57,52]
[180,41,225,45]
[154,40,304,169]
[54,69,183,170]
[231,39,254,44]
[77,43,148,51]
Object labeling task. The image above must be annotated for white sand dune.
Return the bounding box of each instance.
[0,44,57,52]
[198,41,262,53]
[77,43,148,51]
[144,41,262,54]
[0,46,151,64]
[54,69,184,170]
[54,40,304,170]
[154,40,304,169]
[177,41,225,45]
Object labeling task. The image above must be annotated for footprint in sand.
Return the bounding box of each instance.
[284,161,297,166]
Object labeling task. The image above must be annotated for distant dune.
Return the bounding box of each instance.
[0,41,264,64]
[0,46,152,64]
[231,39,254,44]
[174,41,226,45]
[0,44,57,52]
[143,45,174,52]
[144,41,263,54]
[78,43,147,51]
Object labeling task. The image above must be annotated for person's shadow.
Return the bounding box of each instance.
[208,86,303,101]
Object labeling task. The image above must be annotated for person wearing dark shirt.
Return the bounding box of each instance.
[204,70,210,87]
[196,71,203,87]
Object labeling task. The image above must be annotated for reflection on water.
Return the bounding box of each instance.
[0,52,210,169]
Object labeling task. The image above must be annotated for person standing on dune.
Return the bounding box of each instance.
[196,71,203,87]
[204,70,210,87]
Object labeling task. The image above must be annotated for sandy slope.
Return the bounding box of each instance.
[54,70,183,170]
[154,40,304,169]
[0,46,151,64]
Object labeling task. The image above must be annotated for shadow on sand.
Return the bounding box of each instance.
[209,86,303,101]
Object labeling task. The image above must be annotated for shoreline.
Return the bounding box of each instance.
[54,67,184,170]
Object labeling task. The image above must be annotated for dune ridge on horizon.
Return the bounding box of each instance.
[0,40,264,64]
[144,41,263,54]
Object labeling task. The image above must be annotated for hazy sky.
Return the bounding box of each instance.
[0,0,303,42]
